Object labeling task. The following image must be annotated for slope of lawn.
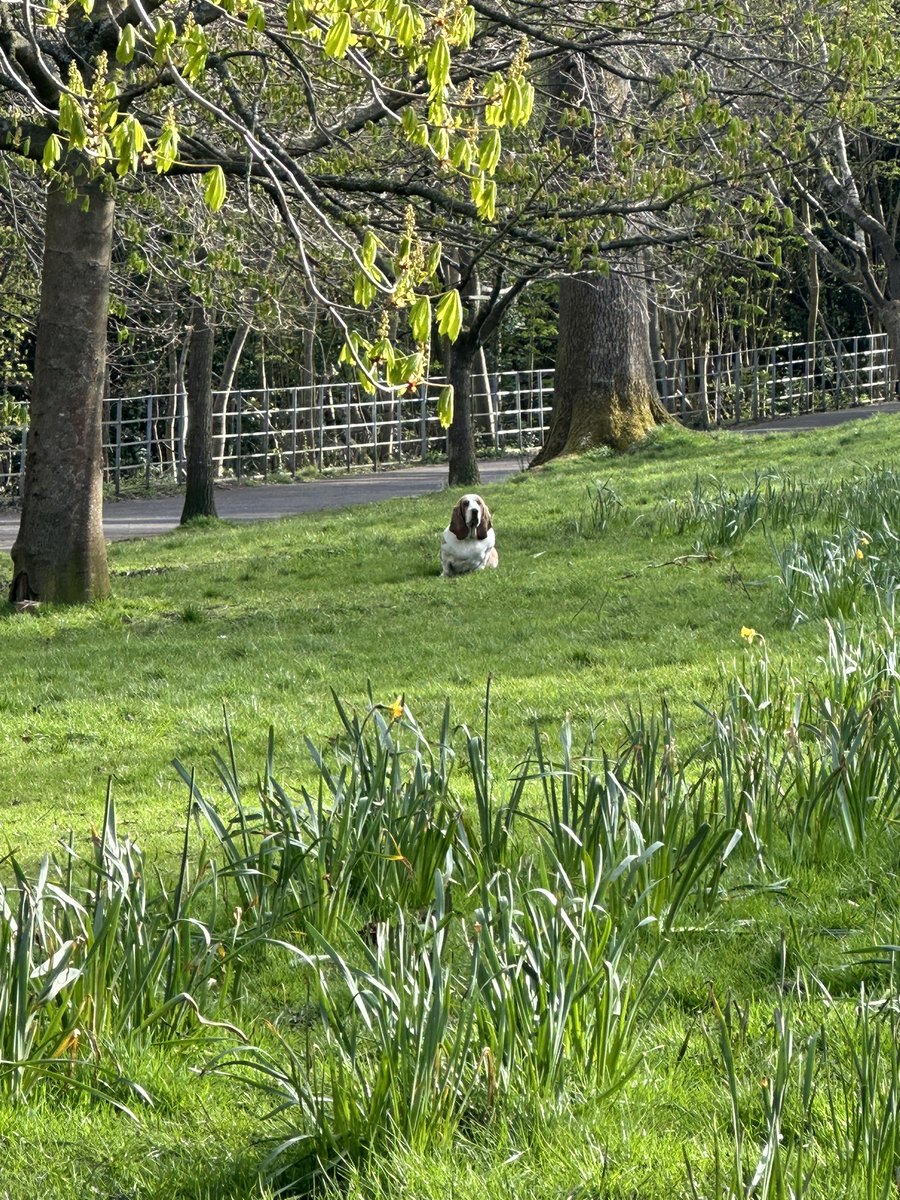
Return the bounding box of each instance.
[2,417,889,854]
[2,415,900,1199]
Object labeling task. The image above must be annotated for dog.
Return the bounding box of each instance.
[440,493,499,576]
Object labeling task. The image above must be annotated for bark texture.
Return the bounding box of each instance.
[10,179,113,604]
[876,300,900,389]
[446,332,480,488]
[532,269,670,465]
[181,301,218,522]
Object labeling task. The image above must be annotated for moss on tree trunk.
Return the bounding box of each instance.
[533,268,671,466]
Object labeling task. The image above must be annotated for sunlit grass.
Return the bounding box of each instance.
[2,416,900,1198]
[6,420,894,854]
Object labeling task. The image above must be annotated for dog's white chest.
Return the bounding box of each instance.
[440,527,496,575]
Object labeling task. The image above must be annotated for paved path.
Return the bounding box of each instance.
[740,400,900,433]
[2,401,899,556]
[0,458,527,555]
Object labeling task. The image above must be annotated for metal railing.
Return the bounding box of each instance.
[0,335,894,496]
[660,333,892,424]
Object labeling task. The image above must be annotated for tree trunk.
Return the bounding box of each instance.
[212,321,250,476]
[10,179,113,604]
[532,268,670,465]
[803,198,820,346]
[446,332,480,488]
[876,299,900,392]
[180,301,218,522]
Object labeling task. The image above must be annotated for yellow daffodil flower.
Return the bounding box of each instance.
[387,697,404,721]
[740,626,757,642]
[855,548,865,561]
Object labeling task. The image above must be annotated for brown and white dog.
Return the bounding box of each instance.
[440,493,499,576]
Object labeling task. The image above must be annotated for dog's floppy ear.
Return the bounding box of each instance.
[476,499,492,540]
[449,498,468,539]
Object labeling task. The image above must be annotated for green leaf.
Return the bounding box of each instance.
[435,289,462,341]
[324,12,352,59]
[155,115,179,173]
[401,107,429,148]
[437,384,454,428]
[58,94,87,148]
[183,25,208,79]
[203,164,227,212]
[286,0,308,32]
[394,2,423,46]
[353,270,377,306]
[432,125,450,162]
[501,77,523,127]
[246,3,265,31]
[361,231,378,269]
[478,128,501,174]
[111,113,147,176]
[42,133,62,171]
[116,22,136,64]
[427,34,451,96]
[450,137,473,170]
[425,241,442,277]
[409,295,431,344]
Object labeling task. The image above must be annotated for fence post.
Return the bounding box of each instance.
[658,359,670,413]
[114,397,122,496]
[883,334,892,402]
[372,392,379,471]
[145,394,153,489]
[751,349,759,420]
[787,343,796,417]
[263,386,270,480]
[346,382,352,471]
[868,337,876,402]
[291,387,298,478]
[835,338,843,407]
[804,343,811,413]
[733,349,742,424]
[536,371,546,444]
[321,381,328,470]
[852,336,859,402]
[236,390,243,482]
[419,385,428,460]
[712,354,722,424]
[514,372,524,454]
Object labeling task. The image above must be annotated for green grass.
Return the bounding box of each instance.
[4,415,900,1198]
[5,419,885,854]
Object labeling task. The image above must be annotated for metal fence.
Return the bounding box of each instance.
[0,334,894,495]
[659,333,892,424]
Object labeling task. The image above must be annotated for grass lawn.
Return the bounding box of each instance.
[3,418,881,853]
[2,415,900,1198]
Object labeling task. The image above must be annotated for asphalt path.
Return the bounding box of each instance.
[0,457,528,555]
[2,401,899,556]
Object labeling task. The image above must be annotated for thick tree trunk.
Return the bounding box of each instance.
[212,321,250,476]
[181,301,218,522]
[10,179,113,604]
[446,332,480,488]
[532,269,670,465]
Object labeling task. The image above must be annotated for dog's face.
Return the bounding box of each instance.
[448,493,492,541]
